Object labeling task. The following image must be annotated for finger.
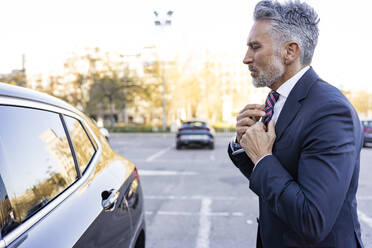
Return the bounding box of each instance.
[237,117,256,127]
[240,129,250,143]
[237,116,255,125]
[256,104,265,111]
[237,109,266,121]
[239,104,257,114]
[239,104,265,114]
[252,121,266,131]
[236,126,248,135]
[267,120,276,135]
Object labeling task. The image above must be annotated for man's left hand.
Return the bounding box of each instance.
[240,120,276,164]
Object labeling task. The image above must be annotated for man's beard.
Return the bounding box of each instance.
[251,54,285,88]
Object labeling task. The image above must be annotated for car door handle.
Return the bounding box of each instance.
[101,189,120,212]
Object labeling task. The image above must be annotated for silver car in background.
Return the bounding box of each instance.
[176,120,215,149]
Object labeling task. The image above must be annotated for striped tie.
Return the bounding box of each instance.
[262,90,280,127]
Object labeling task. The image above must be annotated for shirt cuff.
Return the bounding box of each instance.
[229,135,245,155]
[253,154,272,171]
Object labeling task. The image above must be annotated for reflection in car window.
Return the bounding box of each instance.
[63,116,95,174]
[0,106,77,236]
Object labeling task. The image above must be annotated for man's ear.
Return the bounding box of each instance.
[283,42,300,64]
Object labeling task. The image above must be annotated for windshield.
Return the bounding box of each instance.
[182,121,206,128]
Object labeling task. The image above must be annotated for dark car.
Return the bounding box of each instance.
[362,119,372,147]
[176,120,215,149]
[0,83,145,248]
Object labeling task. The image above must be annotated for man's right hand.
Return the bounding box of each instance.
[236,104,266,144]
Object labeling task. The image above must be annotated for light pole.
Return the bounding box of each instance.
[153,10,173,132]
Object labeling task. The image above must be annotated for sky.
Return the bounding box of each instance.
[1,0,372,90]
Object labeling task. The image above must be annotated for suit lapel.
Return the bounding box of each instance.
[275,67,319,141]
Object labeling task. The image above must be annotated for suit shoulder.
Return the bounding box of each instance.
[300,78,362,127]
[307,79,351,108]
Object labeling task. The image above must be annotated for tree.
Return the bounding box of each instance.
[0,70,26,87]
[55,48,147,126]
[343,90,371,117]
[142,58,168,125]
[86,64,143,126]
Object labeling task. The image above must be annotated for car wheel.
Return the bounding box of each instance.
[134,230,145,248]
[208,143,214,150]
[176,143,182,150]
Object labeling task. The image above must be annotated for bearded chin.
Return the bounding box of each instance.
[252,57,284,88]
[253,75,277,88]
[252,78,268,88]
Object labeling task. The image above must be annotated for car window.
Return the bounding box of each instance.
[182,121,206,128]
[0,106,78,236]
[63,115,96,174]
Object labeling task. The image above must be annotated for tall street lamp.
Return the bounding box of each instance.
[153,10,173,132]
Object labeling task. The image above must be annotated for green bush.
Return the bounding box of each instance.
[108,125,170,133]
[213,126,235,132]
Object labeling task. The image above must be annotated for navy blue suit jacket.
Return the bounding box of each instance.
[228,68,364,247]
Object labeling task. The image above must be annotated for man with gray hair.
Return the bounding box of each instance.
[227,0,364,247]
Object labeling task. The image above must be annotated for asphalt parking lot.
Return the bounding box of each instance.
[111,133,372,248]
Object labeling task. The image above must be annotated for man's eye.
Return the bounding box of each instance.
[249,44,260,50]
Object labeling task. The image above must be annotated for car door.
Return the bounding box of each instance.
[63,115,134,248]
[0,104,133,248]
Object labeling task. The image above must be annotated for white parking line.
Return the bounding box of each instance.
[357,196,372,200]
[246,220,253,225]
[145,211,245,217]
[232,212,244,217]
[358,209,372,228]
[196,198,212,248]
[139,170,198,176]
[158,211,194,216]
[145,146,173,162]
[144,195,237,200]
[209,154,215,161]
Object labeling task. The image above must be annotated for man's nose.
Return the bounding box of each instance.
[243,49,253,65]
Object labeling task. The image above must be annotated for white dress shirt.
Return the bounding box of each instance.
[230,66,310,168]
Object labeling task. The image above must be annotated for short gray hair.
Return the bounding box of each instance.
[254,0,319,65]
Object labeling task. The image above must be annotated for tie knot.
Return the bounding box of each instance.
[269,90,280,103]
[264,90,280,109]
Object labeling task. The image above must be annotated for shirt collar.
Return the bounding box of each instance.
[276,66,310,98]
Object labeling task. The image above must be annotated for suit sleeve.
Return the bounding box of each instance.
[249,100,359,243]
[227,142,255,179]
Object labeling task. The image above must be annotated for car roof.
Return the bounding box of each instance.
[0,82,78,113]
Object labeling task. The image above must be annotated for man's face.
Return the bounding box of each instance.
[243,20,285,88]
